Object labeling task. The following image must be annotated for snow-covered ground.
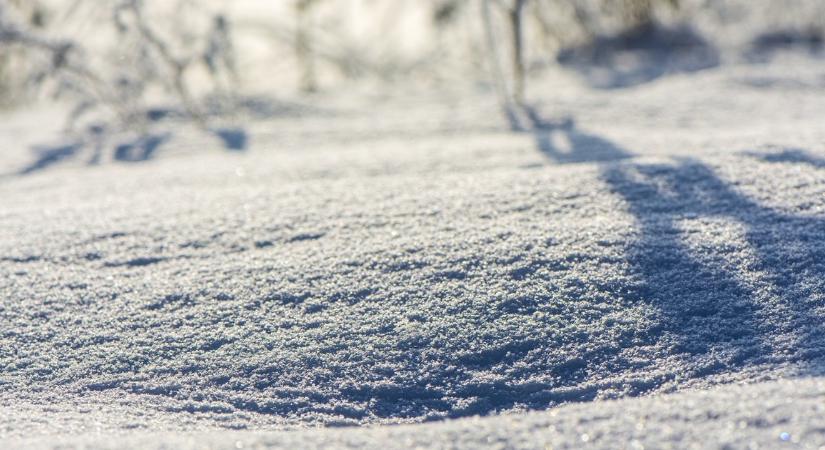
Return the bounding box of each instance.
[3,47,825,447]
[9,376,825,449]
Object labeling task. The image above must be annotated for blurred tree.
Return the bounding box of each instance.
[295,0,319,92]
[204,14,238,95]
[0,0,48,106]
[481,0,529,130]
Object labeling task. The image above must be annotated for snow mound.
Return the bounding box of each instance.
[2,53,825,446]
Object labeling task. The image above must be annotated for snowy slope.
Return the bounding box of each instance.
[2,53,825,447]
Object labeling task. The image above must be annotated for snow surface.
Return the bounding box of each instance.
[8,376,825,449]
[3,52,825,448]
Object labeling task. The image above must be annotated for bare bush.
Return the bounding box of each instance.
[1,0,238,132]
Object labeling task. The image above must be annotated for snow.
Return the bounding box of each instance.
[8,376,825,449]
[3,47,825,449]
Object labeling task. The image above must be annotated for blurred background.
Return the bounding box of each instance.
[1,0,824,169]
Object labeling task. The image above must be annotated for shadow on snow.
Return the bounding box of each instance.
[530,115,825,380]
[556,24,720,89]
[15,126,248,176]
[10,95,309,175]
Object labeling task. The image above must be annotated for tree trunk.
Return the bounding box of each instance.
[295,0,317,93]
[509,0,526,106]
